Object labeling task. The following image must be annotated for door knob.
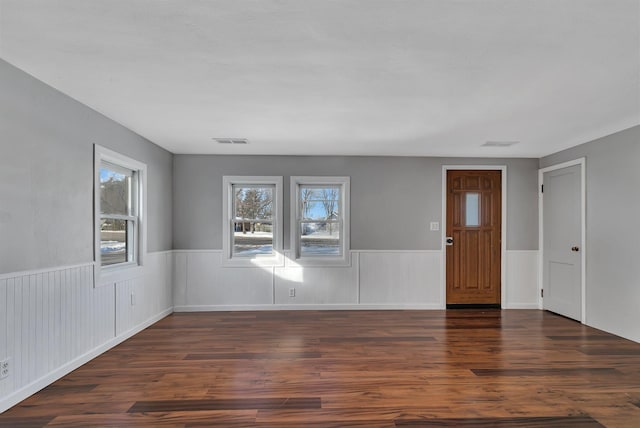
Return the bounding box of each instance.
[446,237,454,246]
[571,246,580,252]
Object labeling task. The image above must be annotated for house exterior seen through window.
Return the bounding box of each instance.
[94,145,146,278]
[222,176,283,267]
[99,162,137,266]
[232,184,274,256]
[291,176,350,266]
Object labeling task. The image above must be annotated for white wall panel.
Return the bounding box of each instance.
[359,251,442,306]
[274,259,358,305]
[91,282,115,349]
[173,252,188,307]
[176,250,450,310]
[504,251,539,309]
[0,279,7,397]
[0,253,173,413]
[184,251,273,306]
[115,278,136,336]
[176,250,538,311]
[144,252,173,319]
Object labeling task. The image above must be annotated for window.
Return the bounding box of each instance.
[222,176,283,266]
[465,193,480,226]
[94,145,146,276]
[291,176,350,265]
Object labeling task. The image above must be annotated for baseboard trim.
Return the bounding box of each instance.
[174,303,444,312]
[504,303,540,309]
[0,307,173,414]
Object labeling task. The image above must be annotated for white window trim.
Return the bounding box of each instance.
[222,176,284,267]
[94,145,147,286]
[290,176,351,267]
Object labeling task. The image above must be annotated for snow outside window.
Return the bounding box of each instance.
[94,145,147,282]
[222,176,283,267]
[291,177,350,266]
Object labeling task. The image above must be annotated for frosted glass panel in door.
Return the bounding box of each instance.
[465,193,480,226]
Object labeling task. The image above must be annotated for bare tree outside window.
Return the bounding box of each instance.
[301,187,314,220]
[232,185,275,256]
[321,188,339,235]
[223,176,282,263]
[293,178,349,261]
[235,187,273,234]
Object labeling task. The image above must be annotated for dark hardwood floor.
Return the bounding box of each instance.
[2,310,640,427]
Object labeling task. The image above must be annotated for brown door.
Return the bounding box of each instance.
[446,170,501,305]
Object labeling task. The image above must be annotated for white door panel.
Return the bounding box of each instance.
[543,164,582,321]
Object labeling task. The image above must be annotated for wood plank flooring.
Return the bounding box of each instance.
[1,310,640,427]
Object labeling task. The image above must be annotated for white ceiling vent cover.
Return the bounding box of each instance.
[213,138,249,144]
[482,141,520,147]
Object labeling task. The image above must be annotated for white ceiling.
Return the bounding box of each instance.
[1,0,638,157]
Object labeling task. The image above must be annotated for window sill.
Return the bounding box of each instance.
[287,252,352,268]
[95,262,144,287]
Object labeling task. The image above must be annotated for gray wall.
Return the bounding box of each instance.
[540,125,640,342]
[0,59,173,274]
[173,155,539,251]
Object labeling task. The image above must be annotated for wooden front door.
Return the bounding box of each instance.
[446,170,501,305]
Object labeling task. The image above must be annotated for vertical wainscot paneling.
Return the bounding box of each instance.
[1,253,173,414]
[92,282,115,349]
[1,264,95,407]
[116,252,174,337]
[115,278,140,336]
[504,250,539,309]
[144,252,173,322]
[359,251,442,307]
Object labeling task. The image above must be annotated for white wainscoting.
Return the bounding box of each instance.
[0,249,539,412]
[359,251,442,308]
[275,251,358,305]
[174,250,442,311]
[0,252,173,413]
[173,250,538,311]
[504,250,540,309]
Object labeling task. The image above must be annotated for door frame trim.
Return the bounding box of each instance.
[538,158,586,324]
[441,165,507,309]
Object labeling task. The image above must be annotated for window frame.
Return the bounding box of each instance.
[94,145,147,285]
[290,176,350,266]
[222,176,283,267]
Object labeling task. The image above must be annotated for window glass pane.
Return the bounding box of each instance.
[100,166,131,215]
[465,193,480,226]
[101,219,128,266]
[234,186,273,220]
[300,186,340,221]
[233,221,273,256]
[300,221,340,255]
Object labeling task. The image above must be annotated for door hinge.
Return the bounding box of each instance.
[541,184,544,193]
[541,289,544,298]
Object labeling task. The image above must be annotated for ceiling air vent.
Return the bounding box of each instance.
[482,141,519,147]
[213,138,249,145]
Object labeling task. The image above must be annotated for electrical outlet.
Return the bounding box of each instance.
[0,358,10,379]
[289,288,295,297]
[430,222,440,231]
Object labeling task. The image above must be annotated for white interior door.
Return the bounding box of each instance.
[543,164,582,321]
